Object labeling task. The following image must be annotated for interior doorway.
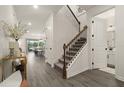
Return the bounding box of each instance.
[26,39,46,56]
[91,8,115,74]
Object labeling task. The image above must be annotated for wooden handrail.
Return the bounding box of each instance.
[65,25,87,49]
[66,5,81,32]
[66,5,80,25]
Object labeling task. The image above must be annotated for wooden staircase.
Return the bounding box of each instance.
[54,25,87,79]
[54,5,88,79]
[55,37,87,70]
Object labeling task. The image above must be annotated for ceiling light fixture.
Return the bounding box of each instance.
[28,22,32,26]
[33,5,39,9]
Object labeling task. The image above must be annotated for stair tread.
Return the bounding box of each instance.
[69,47,80,50]
[66,52,76,56]
[78,39,86,41]
[78,38,86,41]
[66,51,77,54]
[75,41,85,44]
[80,37,86,40]
[76,40,85,42]
[72,44,83,47]
[59,58,70,63]
[62,55,73,60]
[65,55,74,57]
[55,62,63,69]
[75,43,84,45]
[73,43,83,45]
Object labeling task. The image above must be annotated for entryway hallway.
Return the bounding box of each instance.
[27,52,124,87]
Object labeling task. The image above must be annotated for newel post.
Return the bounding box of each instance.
[63,43,67,79]
[79,22,81,32]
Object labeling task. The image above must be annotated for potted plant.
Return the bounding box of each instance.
[0,21,28,57]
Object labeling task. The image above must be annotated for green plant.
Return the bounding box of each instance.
[39,42,44,47]
[33,42,38,47]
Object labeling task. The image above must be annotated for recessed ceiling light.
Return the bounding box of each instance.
[33,5,39,9]
[28,22,32,26]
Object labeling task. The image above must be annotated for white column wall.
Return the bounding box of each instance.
[115,6,124,81]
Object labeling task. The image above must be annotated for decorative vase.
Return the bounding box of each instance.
[9,41,15,56]
[14,39,20,57]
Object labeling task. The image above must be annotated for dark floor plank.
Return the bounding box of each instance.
[27,52,124,87]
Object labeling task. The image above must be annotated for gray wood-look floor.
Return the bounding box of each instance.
[27,52,124,87]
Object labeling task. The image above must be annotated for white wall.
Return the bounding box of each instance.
[44,13,54,66]
[107,16,115,29]
[78,13,88,30]
[0,6,17,82]
[52,6,79,66]
[115,6,124,81]
[69,5,79,17]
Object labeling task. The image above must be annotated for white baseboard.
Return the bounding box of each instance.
[115,75,124,82]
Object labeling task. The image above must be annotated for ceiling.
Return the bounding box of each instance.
[79,5,96,11]
[14,5,97,35]
[95,8,115,19]
[14,5,62,34]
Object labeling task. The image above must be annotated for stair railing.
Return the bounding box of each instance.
[66,5,80,32]
[63,25,87,79]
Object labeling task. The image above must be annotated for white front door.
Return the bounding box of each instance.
[91,17,107,69]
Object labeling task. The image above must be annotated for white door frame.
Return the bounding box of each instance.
[89,7,115,69]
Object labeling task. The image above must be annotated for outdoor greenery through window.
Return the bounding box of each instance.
[27,39,45,52]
